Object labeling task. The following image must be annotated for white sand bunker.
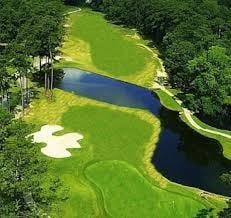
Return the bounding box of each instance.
[30,125,83,158]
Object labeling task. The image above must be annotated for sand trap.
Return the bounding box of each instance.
[29,125,83,158]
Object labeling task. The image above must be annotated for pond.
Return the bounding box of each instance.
[57,68,231,197]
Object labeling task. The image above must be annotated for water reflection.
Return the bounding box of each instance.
[153,108,231,196]
[57,68,231,196]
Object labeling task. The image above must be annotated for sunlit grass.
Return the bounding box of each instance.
[26,89,225,217]
[86,160,205,218]
[57,9,159,88]
[155,89,182,112]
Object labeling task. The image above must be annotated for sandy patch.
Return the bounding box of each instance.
[54,56,62,61]
[30,125,83,158]
[126,33,141,40]
[64,24,70,28]
[62,56,73,62]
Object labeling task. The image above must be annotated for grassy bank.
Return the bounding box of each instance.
[181,114,231,160]
[25,89,225,217]
[57,8,160,88]
[155,89,182,112]
[155,89,231,160]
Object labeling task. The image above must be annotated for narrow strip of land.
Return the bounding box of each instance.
[155,84,231,140]
[183,108,231,139]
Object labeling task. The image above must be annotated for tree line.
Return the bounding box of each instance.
[89,0,231,129]
[0,0,65,216]
[0,107,65,217]
[0,0,64,114]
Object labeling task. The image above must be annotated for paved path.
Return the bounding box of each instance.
[138,44,231,139]
[155,84,231,140]
[64,8,82,16]
[183,108,231,139]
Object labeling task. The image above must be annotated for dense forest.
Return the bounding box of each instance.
[88,0,231,129]
[0,0,64,216]
[0,108,65,216]
[0,0,64,112]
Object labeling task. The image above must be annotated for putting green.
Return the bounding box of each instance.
[58,9,160,87]
[86,160,205,218]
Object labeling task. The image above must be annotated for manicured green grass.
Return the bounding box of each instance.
[86,161,205,218]
[73,11,148,76]
[25,7,229,217]
[61,106,154,166]
[26,90,224,217]
[155,89,182,112]
[58,8,159,88]
[26,90,159,217]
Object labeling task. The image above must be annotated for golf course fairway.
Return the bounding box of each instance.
[26,90,225,217]
[25,7,227,218]
[58,9,160,88]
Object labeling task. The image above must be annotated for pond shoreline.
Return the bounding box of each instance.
[56,68,231,198]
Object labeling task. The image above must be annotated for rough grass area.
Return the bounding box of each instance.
[86,161,205,218]
[25,89,225,217]
[25,89,159,217]
[57,9,159,88]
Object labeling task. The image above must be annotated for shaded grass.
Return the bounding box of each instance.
[86,160,205,218]
[57,9,159,88]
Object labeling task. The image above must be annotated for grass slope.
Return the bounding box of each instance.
[86,161,205,218]
[155,89,231,160]
[58,9,160,88]
[181,114,231,160]
[155,89,182,112]
[25,90,224,217]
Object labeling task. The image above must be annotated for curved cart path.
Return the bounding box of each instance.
[64,8,82,16]
[155,84,231,140]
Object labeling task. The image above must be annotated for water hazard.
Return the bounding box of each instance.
[57,68,231,196]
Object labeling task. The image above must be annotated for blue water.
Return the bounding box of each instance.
[57,68,231,197]
[58,68,161,114]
